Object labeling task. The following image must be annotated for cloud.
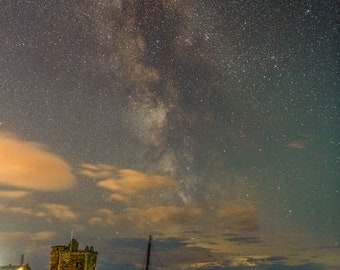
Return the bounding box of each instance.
[225,234,260,244]
[0,133,76,191]
[30,231,57,241]
[87,206,202,233]
[217,204,262,232]
[88,209,117,227]
[126,206,202,227]
[230,255,287,267]
[189,261,222,268]
[106,237,186,250]
[230,255,270,267]
[0,202,77,222]
[79,163,115,179]
[40,203,77,221]
[79,164,178,202]
[0,231,56,244]
[98,169,177,192]
[0,231,57,265]
[0,190,31,199]
[8,206,35,216]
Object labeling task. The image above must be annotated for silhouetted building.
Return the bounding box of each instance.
[49,239,97,270]
[0,254,31,270]
[0,264,32,270]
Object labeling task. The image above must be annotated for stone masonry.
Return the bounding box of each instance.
[49,239,97,270]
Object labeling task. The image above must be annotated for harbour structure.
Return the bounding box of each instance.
[0,255,32,270]
[0,264,32,270]
[49,238,97,270]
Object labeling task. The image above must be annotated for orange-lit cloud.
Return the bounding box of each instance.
[0,231,56,243]
[0,190,31,199]
[79,163,115,179]
[40,203,77,221]
[88,209,118,227]
[0,133,76,191]
[217,204,262,232]
[126,206,202,226]
[98,169,177,193]
[230,255,273,267]
[87,206,202,233]
[189,261,222,268]
[0,202,77,222]
[79,164,178,202]
[8,206,35,216]
[32,231,57,241]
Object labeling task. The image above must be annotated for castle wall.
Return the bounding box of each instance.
[49,239,97,270]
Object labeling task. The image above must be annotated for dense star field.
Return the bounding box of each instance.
[0,1,339,269]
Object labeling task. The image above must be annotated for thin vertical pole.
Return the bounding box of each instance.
[145,235,152,270]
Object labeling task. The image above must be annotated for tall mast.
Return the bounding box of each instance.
[145,235,152,270]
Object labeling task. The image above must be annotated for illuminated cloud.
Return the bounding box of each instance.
[8,206,34,216]
[41,203,77,221]
[30,231,57,241]
[0,231,56,243]
[79,164,178,202]
[230,255,277,267]
[0,190,31,199]
[126,206,202,226]
[0,230,57,266]
[0,134,76,191]
[79,163,115,179]
[88,208,117,227]
[0,202,77,222]
[189,261,222,268]
[217,204,262,232]
[87,206,202,232]
[98,169,177,192]
[225,234,260,244]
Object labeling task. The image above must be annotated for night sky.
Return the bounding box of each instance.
[0,1,339,269]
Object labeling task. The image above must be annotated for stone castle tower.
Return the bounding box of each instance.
[49,239,97,270]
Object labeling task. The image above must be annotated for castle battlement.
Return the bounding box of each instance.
[49,239,97,270]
